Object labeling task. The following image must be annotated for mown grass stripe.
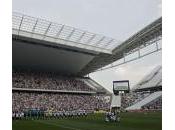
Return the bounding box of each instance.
[35,120,85,130]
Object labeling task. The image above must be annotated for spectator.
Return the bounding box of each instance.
[12,92,110,112]
[13,71,94,91]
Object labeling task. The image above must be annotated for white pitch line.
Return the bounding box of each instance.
[35,120,84,130]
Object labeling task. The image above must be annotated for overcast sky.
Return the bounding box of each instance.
[13,0,162,92]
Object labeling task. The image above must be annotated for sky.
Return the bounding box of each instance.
[13,0,162,92]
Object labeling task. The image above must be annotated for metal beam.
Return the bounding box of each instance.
[94,36,105,46]
[18,15,24,35]
[76,32,86,42]
[42,22,52,39]
[31,19,38,34]
[104,39,114,47]
[55,25,64,38]
[86,34,96,44]
[66,28,76,40]
[94,47,162,72]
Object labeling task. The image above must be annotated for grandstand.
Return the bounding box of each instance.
[133,65,162,91]
[121,66,162,111]
[12,12,162,130]
[12,70,111,112]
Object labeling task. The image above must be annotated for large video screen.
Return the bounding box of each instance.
[113,80,130,93]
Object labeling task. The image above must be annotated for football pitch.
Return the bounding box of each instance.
[12,112,162,130]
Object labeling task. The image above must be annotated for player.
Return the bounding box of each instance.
[12,112,15,120]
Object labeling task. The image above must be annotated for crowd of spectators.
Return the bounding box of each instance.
[12,92,110,112]
[141,96,162,110]
[121,91,162,110]
[12,71,93,91]
[12,70,111,114]
[121,92,151,109]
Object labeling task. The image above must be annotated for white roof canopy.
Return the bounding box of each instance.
[13,12,121,54]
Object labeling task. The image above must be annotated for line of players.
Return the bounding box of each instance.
[12,110,88,120]
[105,112,120,122]
[105,108,121,123]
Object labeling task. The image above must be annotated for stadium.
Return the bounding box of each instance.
[12,11,162,130]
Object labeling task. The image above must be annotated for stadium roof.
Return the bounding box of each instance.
[13,12,162,76]
[78,17,162,75]
[132,66,162,91]
[13,12,120,54]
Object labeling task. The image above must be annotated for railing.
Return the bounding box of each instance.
[12,87,96,94]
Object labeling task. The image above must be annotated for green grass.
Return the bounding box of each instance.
[12,112,162,130]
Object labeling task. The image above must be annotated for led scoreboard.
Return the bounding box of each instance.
[113,80,130,95]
